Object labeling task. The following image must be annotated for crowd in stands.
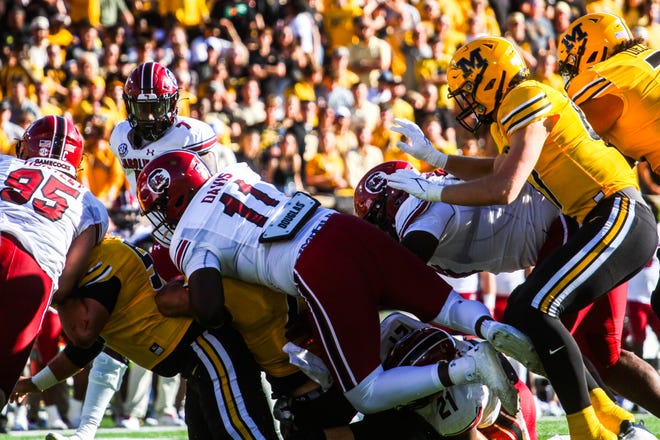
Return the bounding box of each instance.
[1,0,657,212]
[1,0,660,433]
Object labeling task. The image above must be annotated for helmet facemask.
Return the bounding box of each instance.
[448,80,493,134]
[557,38,587,85]
[124,91,179,141]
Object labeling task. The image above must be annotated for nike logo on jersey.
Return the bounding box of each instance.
[549,346,565,355]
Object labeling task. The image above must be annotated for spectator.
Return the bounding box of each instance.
[98,0,134,31]
[6,76,40,125]
[348,15,392,87]
[552,1,574,37]
[284,0,324,67]
[35,81,62,116]
[431,14,466,56]
[504,12,538,70]
[305,129,349,194]
[417,114,458,172]
[66,21,103,63]
[532,51,565,91]
[0,100,23,155]
[350,81,380,135]
[256,94,285,152]
[344,124,384,189]
[521,0,556,55]
[413,81,457,149]
[401,23,433,90]
[328,46,360,89]
[46,13,75,48]
[0,7,31,50]
[78,113,126,208]
[43,44,70,101]
[232,78,266,127]
[333,105,358,156]
[261,129,305,195]
[235,125,262,173]
[27,16,50,78]
[248,27,287,97]
[318,67,354,112]
[322,0,361,50]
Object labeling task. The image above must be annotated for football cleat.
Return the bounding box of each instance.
[480,320,546,376]
[459,341,520,416]
[619,420,659,440]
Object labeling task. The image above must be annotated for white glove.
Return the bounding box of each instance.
[387,169,444,201]
[391,118,448,169]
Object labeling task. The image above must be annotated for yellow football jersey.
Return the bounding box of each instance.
[80,237,299,377]
[566,44,660,173]
[491,80,639,223]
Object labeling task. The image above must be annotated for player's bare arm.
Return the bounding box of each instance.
[188,267,228,329]
[10,350,84,404]
[53,226,101,304]
[155,278,192,317]
[57,296,110,348]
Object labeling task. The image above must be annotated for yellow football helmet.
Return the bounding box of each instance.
[557,13,633,82]
[447,36,529,133]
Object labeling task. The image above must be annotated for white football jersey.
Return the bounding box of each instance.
[396,174,559,275]
[0,155,108,287]
[170,162,334,294]
[110,116,218,191]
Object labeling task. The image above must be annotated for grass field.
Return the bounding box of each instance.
[1,415,658,439]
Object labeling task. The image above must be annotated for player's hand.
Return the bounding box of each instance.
[9,377,38,404]
[391,118,448,168]
[387,169,444,201]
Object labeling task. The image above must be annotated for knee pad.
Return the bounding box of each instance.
[90,352,128,391]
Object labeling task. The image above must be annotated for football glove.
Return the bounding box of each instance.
[391,118,448,169]
[386,169,445,202]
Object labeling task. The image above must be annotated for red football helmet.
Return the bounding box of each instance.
[123,61,179,141]
[137,150,212,233]
[18,115,84,177]
[383,327,458,371]
[354,161,415,239]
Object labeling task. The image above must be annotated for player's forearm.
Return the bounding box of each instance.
[444,155,495,181]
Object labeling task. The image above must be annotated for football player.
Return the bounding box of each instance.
[385,36,657,440]
[355,157,660,418]
[0,115,108,411]
[556,12,660,318]
[133,150,545,421]
[109,61,237,429]
[110,61,236,280]
[9,236,327,440]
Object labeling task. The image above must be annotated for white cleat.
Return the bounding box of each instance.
[480,320,546,376]
[460,341,520,415]
[45,433,87,440]
[619,420,658,440]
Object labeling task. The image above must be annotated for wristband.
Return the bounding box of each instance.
[31,366,59,392]
[432,151,448,170]
[427,184,444,202]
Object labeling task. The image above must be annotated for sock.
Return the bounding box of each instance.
[45,404,64,426]
[68,398,83,427]
[75,352,128,440]
[566,406,617,440]
[590,387,635,434]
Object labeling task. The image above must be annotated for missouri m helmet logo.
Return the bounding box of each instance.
[561,23,587,52]
[455,48,488,77]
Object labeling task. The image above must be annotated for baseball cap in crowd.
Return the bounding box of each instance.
[30,16,50,31]
[335,106,351,118]
[332,46,350,58]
